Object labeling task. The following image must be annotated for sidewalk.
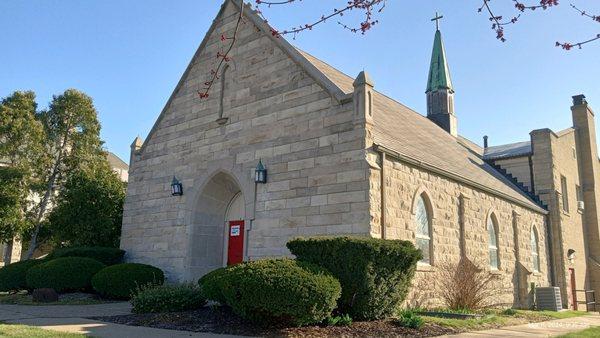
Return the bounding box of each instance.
[439,312,600,337]
[0,303,240,338]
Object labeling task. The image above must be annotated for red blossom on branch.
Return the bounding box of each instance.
[556,4,600,50]
[479,0,558,42]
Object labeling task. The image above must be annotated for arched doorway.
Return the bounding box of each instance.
[188,171,246,280]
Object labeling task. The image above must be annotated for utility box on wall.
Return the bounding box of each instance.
[536,287,563,311]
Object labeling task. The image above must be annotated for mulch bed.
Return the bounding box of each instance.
[91,306,460,337]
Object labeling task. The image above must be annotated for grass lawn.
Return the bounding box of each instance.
[515,310,588,320]
[0,293,108,306]
[0,324,84,337]
[558,326,600,337]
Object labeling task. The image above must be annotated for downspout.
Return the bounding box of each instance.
[546,208,557,287]
[380,151,387,239]
[528,154,536,195]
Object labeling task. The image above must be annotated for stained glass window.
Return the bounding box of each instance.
[488,216,499,269]
[415,195,431,264]
[531,226,540,272]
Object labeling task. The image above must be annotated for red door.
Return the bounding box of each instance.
[227,220,244,265]
[569,268,578,310]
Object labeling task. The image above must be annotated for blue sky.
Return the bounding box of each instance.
[1,1,598,161]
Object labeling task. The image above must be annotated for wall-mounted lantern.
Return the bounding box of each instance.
[567,249,576,263]
[254,159,267,184]
[171,176,183,196]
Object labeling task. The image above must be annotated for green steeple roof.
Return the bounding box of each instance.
[426,29,453,93]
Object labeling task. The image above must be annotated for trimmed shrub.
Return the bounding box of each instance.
[47,246,124,265]
[26,257,106,293]
[0,259,45,292]
[198,267,228,304]
[217,259,341,326]
[131,283,206,313]
[92,263,164,299]
[287,236,422,320]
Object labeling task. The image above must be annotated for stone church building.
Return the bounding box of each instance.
[121,0,600,309]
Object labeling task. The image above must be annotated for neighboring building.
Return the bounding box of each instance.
[107,151,129,183]
[120,0,591,308]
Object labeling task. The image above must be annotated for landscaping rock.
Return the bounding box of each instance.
[32,288,59,303]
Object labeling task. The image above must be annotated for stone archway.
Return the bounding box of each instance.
[187,171,245,280]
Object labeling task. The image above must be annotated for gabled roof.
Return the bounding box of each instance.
[138,0,349,154]
[137,0,544,213]
[298,50,545,213]
[484,141,532,160]
[107,152,129,170]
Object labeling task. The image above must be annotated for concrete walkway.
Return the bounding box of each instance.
[440,312,600,337]
[0,303,239,337]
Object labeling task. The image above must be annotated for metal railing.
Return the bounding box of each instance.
[574,289,596,312]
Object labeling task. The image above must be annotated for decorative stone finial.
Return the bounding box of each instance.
[131,136,143,149]
[353,71,374,88]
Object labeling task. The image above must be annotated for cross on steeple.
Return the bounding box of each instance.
[431,12,443,31]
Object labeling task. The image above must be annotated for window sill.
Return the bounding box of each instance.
[490,269,502,275]
[216,117,228,125]
[532,271,542,277]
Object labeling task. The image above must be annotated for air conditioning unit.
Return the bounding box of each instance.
[536,286,563,311]
[578,201,585,211]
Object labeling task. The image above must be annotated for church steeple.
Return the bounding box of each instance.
[426,13,457,137]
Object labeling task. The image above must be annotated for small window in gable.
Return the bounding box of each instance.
[487,215,499,270]
[415,194,433,265]
[217,64,230,124]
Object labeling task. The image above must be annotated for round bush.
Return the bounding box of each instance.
[219,259,341,326]
[26,257,106,293]
[0,260,44,292]
[287,237,422,320]
[131,283,206,313]
[198,267,228,304]
[92,263,164,299]
[47,247,125,265]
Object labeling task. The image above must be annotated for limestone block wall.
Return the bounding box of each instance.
[121,1,371,282]
[530,127,587,308]
[368,151,549,308]
[494,156,533,192]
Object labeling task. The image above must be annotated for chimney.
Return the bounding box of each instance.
[483,135,489,149]
[573,94,587,106]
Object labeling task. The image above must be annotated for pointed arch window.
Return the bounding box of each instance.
[487,214,499,270]
[415,194,432,264]
[531,226,540,272]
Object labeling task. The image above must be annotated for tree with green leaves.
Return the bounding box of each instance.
[47,161,125,248]
[25,89,105,258]
[0,91,46,246]
[0,167,28,243]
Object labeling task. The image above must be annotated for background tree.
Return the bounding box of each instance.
[47,161,125,248]
[0,167,28,243]
[25,89,104,258]
[0,91,46,246]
